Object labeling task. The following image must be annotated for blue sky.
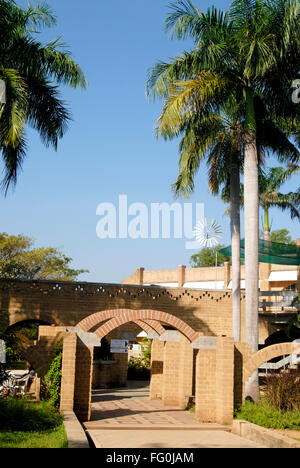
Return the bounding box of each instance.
[1,0,299,283]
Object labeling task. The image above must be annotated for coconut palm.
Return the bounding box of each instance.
[147,2,245,343]
[147,0,300,399]
[0,0,87,193]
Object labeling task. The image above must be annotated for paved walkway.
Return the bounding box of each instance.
[84,382,264,448]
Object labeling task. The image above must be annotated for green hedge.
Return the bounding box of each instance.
[44,342,63,407]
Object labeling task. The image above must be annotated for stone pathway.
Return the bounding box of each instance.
[84,381,264,448]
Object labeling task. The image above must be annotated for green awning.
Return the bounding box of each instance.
[219,239,300,266]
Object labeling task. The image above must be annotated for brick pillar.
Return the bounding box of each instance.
[234,342,252,409]
[60,333,77,412]
[114,353,128,386]
[259,262,271,291]
[74,344,93,422]
[162,341,181,406]
[216,337,234,425]
[178,336,194,408]
[195,349,217,422]
[136,267,144,285]
[223,262,231,289]
[178,265,186,288]
[149,339,164,400]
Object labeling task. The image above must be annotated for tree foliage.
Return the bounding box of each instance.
[270,229,295,245]
[0,232,88,281]
[190,245,230,267]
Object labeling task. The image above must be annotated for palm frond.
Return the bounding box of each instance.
[0,67,27,147]
[0,135,27,194]
[26,77,71,149]
[166,0,229,43]
[156,72,232,137]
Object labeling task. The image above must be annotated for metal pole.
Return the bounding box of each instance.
[215,250,218,290]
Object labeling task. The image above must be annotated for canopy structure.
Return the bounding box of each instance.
[219,239,300,266]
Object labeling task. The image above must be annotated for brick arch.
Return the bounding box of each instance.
[134,320,165,337]
[146,320,166,336]
[76,310,166,337]
[119,319,157,337]
[91,309,199,342]
[244,342,300,381]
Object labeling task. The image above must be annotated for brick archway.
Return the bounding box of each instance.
[244,341,300,381]
[76,310,166,337]
[134,320,165,336]
[87,309,198,342]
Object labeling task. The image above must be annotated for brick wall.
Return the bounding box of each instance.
[60,332,77,412]
[29,326,94,422]
[1,280,240,339]
[162,342,181,406]
[195,337,234,425]
[195,349,217,422]
[74,345,93,421]
[178,336,194,408]
[1,279,277,346]
[149,339,164,400]
[216,337,234,425]
[93,361,119,388]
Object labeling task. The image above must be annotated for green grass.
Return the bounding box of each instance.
[183,403,195,413]
[0,398,63,431]
[0,425,68,448]
[0,397,67,448]
[235,400,300,431]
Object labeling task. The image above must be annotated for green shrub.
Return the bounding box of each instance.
[0,399,63,432]
[127,339,152,381]
[140,338,151,368]
[127,359,150,380]
[235,400,300,430]
[44,342,63,407]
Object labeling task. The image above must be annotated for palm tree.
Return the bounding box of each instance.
[158,104,243,343]
[0,0,87,193]
[147,3,244,343]
[147,0,300,399]
[259,166,300,241]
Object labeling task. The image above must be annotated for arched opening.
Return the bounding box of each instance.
[3,319,50,370]
[76,308,197,397]
[77,310,198,426]
[264,327,300,348]
[76,309,198,342]
[91,320,155,394]
[244,341,300,385]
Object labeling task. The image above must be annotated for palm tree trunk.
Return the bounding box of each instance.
[230,160,241,342]
[244,89,260,401]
